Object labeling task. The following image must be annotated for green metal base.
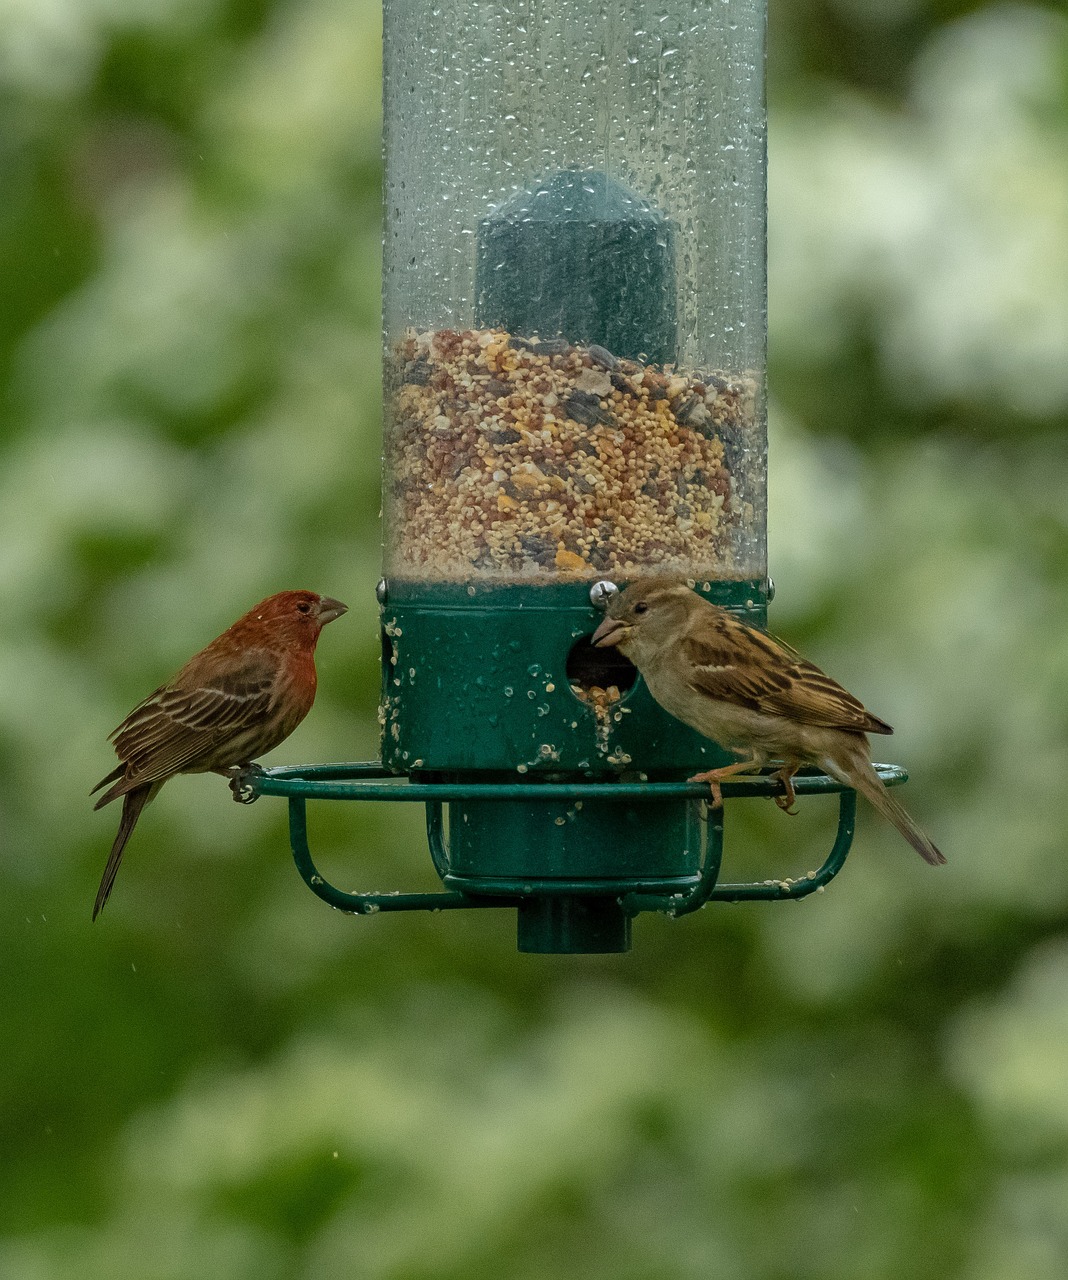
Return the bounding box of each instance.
[516,897,632,954]
[376,578,769,950]
[233,762,910,954]
[443,790,702,885]
[379,578,768,776]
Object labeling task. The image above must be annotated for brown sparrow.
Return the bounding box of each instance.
[591,578,944,866]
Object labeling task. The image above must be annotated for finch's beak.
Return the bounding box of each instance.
[317,597,348,625]
[591,616,627,648]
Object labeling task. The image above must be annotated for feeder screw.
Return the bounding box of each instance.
[590,580,619,610]
[376,578,388,605]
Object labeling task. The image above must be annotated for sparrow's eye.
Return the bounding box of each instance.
[296,602,313,614]
[633,602,649,615]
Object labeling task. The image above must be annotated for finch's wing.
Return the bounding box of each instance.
[682,614,893,735]
[101,650,279,795]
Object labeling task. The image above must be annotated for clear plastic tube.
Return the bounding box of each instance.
[382,0,767,585]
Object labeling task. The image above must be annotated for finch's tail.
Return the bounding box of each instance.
[92,766,142,810]
[91,763,124,800]
[93,782,160,920]
[822,743,945,867]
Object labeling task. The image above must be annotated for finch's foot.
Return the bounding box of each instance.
[688,756,763,809]
[224,762,262,804]
[770,765,800,815]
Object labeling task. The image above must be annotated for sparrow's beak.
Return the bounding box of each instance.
[317,596,348,625]
[591,616,627,648]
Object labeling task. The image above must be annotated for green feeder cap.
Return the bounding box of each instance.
[476,169,677,364]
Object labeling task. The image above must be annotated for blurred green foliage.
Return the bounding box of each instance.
[1,0,1066,1276]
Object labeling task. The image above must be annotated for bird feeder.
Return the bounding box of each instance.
[238,0,910,951]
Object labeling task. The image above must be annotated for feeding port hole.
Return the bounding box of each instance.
[566,634,638,708]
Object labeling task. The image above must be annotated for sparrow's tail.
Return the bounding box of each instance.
[821,740,945,867]
[93,782,160,920]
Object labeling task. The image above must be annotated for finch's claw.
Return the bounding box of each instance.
[227,762,263,804]
[774,794,800,815]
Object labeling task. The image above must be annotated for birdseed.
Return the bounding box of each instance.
[570,683,626,756]
[384,328,763,580]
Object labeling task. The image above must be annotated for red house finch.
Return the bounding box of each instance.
[592,579,944,866]
[92,590,347,919]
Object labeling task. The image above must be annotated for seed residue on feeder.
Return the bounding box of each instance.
[385,328,762,580]
[571,683,623,713]
[571,683,624,756]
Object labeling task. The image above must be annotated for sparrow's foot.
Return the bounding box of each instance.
[770,765,799,814]
[688,757,763,809]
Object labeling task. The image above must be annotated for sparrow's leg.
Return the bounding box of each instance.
[770,764,800,814]
[689,756,763,809]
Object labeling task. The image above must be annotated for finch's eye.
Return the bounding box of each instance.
[633,602,649,615]
[296,602,312,614]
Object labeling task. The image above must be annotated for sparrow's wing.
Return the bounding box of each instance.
[682,615,893,735]
[97,650,280,800]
